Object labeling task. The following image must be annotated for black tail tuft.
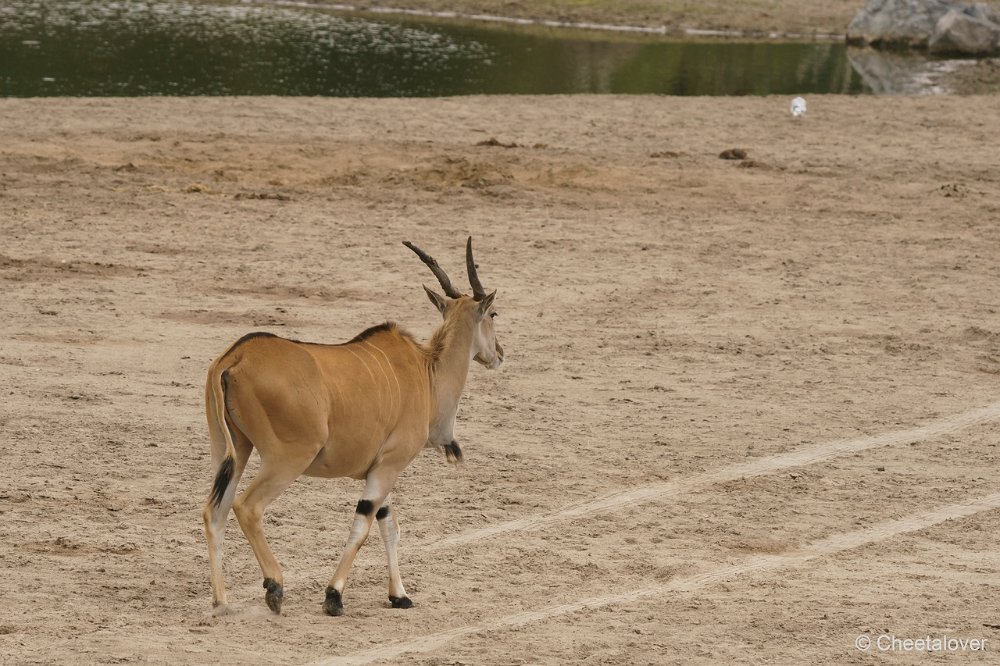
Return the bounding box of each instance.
[210,456,235,508]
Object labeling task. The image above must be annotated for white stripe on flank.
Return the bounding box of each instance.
[343,346,384,424]
[311,491,1000,666]
[425,401,1000,550]
[361,341,402,413]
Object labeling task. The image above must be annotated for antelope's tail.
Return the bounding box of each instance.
[206,365,237,508]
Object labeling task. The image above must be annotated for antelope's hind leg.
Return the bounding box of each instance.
[203,432,253,611]
[233,451,317,614]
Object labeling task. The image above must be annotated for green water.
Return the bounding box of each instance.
[0,1,869,97]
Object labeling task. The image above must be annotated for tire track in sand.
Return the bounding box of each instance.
[228,401,1000,601]
[313,491,1000,665]
[425,401,1000,550]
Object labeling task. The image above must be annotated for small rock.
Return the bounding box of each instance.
[476,137,519,148]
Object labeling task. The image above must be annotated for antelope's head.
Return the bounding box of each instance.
[403,237,504,369]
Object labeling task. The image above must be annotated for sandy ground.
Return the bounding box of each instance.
[2,95,1000,664]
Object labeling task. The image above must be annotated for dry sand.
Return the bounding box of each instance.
[3,95,1000,664]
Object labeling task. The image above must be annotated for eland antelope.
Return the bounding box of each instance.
[202,238,503,616]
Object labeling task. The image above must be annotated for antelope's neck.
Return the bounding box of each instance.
[427,319,474,443]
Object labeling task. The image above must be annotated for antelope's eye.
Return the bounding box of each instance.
[490,312,498,319]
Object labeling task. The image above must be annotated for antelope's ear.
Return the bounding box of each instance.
[476,290,497,319]
[423,285,448,315]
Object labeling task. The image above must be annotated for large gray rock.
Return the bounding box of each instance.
[848,0,957,46]
[929,7,1000,53]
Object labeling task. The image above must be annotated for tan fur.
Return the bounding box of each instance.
[201,245,502,615]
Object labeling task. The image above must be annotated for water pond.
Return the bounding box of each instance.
[1,0,876,97]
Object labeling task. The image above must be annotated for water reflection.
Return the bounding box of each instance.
[847,47,974,95]
[0,1,492,96]
[0,0,871,97]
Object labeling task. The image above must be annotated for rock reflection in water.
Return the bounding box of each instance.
[847,47,976,94]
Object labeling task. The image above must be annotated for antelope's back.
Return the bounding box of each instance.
[301,329,434,477]
[304,328,432,436]
[212,330,431,464]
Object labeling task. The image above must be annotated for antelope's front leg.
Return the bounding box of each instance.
[323,469,397,616]
[376,496,411,608]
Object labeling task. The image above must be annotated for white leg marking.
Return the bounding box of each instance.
[311,491,1000,666]
[328,475,394,594]
[377,505,407,599]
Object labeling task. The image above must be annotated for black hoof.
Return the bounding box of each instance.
[444,441,463,464]
[263,578,284,614]
[323,587,344,616]
[389,595,413,609]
